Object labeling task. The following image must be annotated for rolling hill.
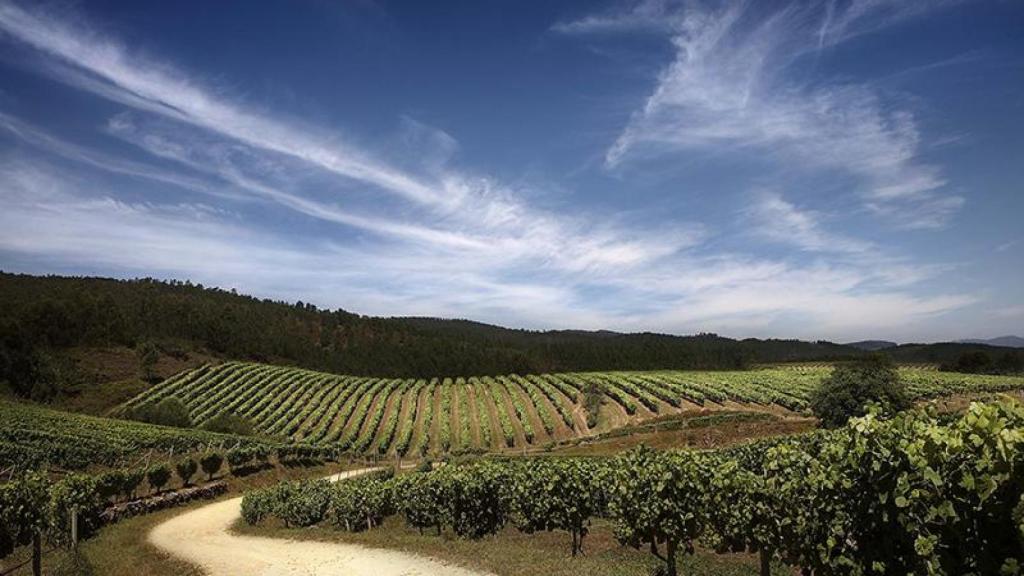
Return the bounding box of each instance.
[115,362,1024,456]
[958,336,1024,348]
[3,272,1020,413]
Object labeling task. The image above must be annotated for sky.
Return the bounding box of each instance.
[0,0,1021,343]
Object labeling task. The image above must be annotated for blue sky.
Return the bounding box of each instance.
[0,0,1021,342]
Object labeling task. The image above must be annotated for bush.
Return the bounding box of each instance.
[202,413,254,436]
[128,397,193,429]
[175,458,198,486]
[95,471,125,504]
[241,488,277,525]
[146,464,172,494]
[332,476,393,532]
[200,452,224,481]
[120,469,145,500]
[137,341,160,383]
[48,474,104,545]
[0,471,50,559]
[809,355,911,428]
[278,480,333,528]
[583,381,603,428]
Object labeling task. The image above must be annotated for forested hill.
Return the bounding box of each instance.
[2,273,1017,397]
[0,272,856,381]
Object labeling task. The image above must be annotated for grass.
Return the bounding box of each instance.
[548,411,815,457]
[54,345,218,416]
[233,514,792,576]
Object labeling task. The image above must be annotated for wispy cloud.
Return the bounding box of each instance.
[551,0,681,35]
[0,0,984,341]
[0,111,247,202]
[0,0,701,276]
[592,0,964,230]
[0,1,440,205]
[996,239,1020,253]
[743,191,872,254]
[993,305,1024,319]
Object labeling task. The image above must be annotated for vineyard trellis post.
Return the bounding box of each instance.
[31,532,41,576]
[70,507,78,549]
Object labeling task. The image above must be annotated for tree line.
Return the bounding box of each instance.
[0,272,854,399]
[2,272,1017,401]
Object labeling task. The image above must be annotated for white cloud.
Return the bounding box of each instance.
[551,0,681,35]
[601,0,964,230]
[744,191,872,254]
[0,0,702,277]
[993,305,1024,320]
[0,1,441,205]
[0,0,983,341]
[0,154,978,340]
[996,239,1020,253]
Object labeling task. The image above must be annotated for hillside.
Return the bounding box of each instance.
[116,363,1024,456]
[845,340,897,351]
[0,272,847,400]
[885,342,1022,364]
[3,272,1019,410]
[959,336,1024,348]
[0,398,275,471]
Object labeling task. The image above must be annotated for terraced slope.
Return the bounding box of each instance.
[116,363,1024,455]
[0,399,276,470]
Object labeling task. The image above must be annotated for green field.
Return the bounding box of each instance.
[0,399,290,471]
[115,362,1024,454]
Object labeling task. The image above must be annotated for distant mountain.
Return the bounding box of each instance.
[957,336,1024,349]
[846,340,898,351]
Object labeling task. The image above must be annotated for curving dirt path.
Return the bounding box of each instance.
[149,469,489,576]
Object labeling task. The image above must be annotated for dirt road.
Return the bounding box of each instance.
[149,469,488,576]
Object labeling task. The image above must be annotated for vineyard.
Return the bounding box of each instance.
[116,362,1024,454]
[241,400,1024,576]
[0,400,290,471]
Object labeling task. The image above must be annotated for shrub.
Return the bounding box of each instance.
[95,471,125,504]
[606,448,711,576]
[128,397,193,429]
[120,469,145,500]
[202,413,254,436]
[137,341,160,383]
[504,459,601,556]
[583,381,603,428]
[331,476,393,532]
[49,474,103,545]
[810,355,911,428]
[241,488,279,525]
[0,471,50,559]
[226,448,252,471]
[175,458,198,486]
[200,452,224,481]
[227,446,271,474]
[278,480,333,528]
[146,464,172,494]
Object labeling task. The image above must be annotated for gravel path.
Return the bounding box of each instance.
[149,469,489,576]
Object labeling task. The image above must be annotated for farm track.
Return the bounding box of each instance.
[149,468,489,576]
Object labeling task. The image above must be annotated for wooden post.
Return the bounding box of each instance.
[32,532,41,576]
[71,507,78,548]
